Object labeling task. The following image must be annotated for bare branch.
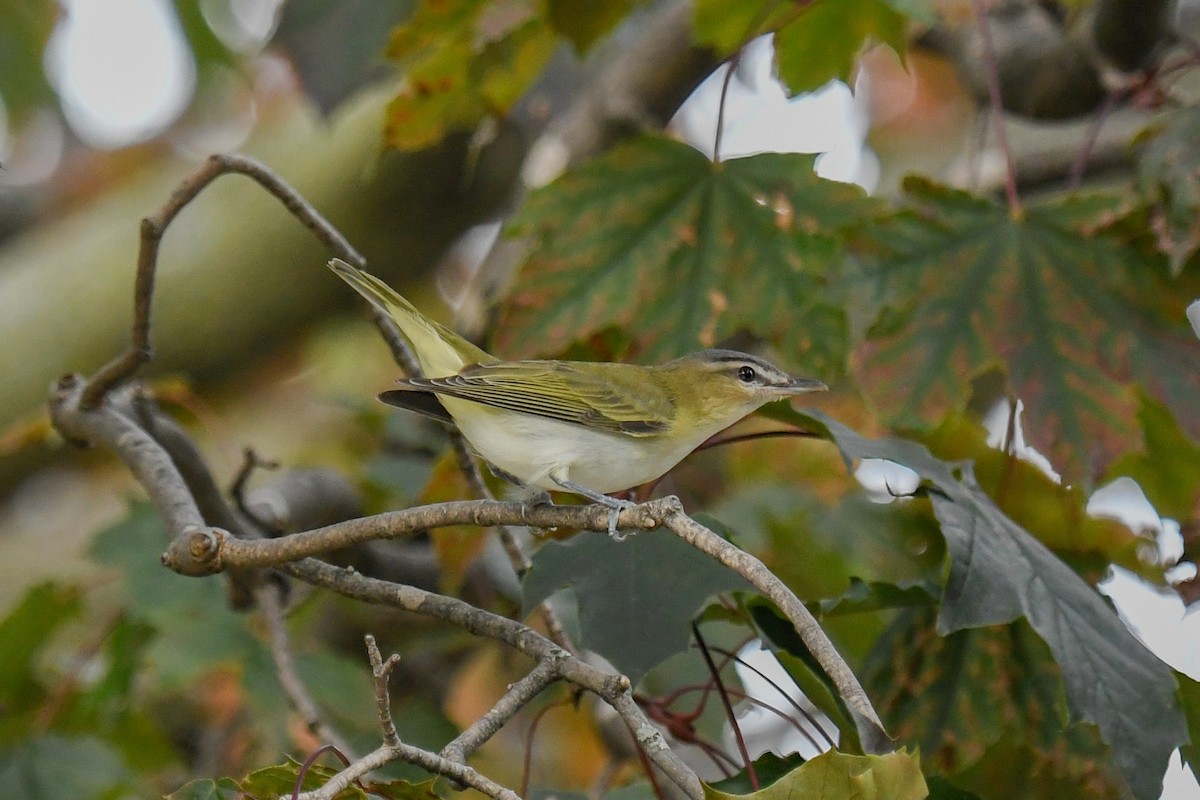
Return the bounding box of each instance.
[81,154,367,407]
[657,504,891,755]
[441,659,559,763]
[365,635,402,748]
[282,558,704,800]
[293,741,522,800]
[258,583,357,758]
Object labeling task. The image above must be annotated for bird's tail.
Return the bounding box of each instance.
[327,258,494,376]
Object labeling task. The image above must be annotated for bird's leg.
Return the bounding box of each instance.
[488,463,552,505]
[548,468,636,540]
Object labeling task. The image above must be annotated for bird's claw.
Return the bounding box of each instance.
[607,499,638,541]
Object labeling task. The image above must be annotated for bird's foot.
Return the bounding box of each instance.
[604,498,638,541]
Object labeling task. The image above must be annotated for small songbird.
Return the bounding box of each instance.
[329,259,827,534]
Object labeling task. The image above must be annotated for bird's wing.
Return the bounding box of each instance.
[395,361,674,436]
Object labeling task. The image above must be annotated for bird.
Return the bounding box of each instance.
[329,258,827,535]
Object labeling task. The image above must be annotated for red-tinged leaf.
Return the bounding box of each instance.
[693,0,909,96]
[383,0,557,150]
[863,610,1125,799]
[856,179,1200,482]
[500,135,873,375]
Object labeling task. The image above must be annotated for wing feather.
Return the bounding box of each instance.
[400,361,673,436]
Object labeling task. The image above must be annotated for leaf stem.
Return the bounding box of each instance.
[969,0,1021,215]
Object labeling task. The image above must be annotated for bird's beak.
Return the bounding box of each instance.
[780,376,828,394]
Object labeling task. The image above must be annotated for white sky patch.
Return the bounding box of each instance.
[672,36,880,191]
[45,0,195,149]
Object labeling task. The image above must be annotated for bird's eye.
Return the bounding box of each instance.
[737,365,756,383]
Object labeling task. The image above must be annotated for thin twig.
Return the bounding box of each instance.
[232,447,281,531]
[282,558,704,799]
[294,742,522,800]
[257,583,358,759]
[692,623,757,789]
[365,635,402,748]
[713,52,741,163]
[521,697,568,797]
[706,646,834,751]
[969,0,1021,215]
[441,658,560,763]
[659,504,890,754]
[82,154,367,408]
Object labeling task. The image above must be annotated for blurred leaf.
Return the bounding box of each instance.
[1106,392,1200,522]
[0,0,57,122]
[1180,674,1200,780]
[703,748,926,800]
[89,504,260,687]
[0,735,131,800]
[502,135,872,374]
[383,0,557,150]
[799,410,1186,800]
[924,776,982,800]
[422,452,488,593]
[709,751,807,793]
[273,0,413,115]
[693,0,907,95]
[1137,105,1200,274]
[522,530,750,683]
[0,582,79,726]
[948,734,1120,800]
[547,0,633,52]
[172,1,237,68]
[774,0,907,95]
[920,412,1143,578]
[817,578,937,616]
[166,778,242,800]
[240,759,365,798]
[750,600,861,753]
[856,179,1200,482]
[711,482,944,602]
[863,608,1123,797]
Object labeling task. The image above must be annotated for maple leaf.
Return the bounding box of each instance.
[855,178,1200,481]
[499,135,874,375]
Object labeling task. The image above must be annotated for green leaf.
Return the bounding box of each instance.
[693,0,907,95]
[0,735,131,800]
[857,179,1200,481]
[774,0,907,95]
[863,609,1124,795]
[383,0,557,150]
[0,582,80,722]
[271,0,413,115]
[703,748,926,800]
[801,410,1187,800]
[1106,392,1200,522]
[0,0,57,121]
[166,778,242,800]
[90,504,260,687]
[547,0,633,52]
[709,751,807,793]
[918,412,1143,579]
[502,135,872,374]
[1180,673,1200,780]
[817,578,938,616]
[924,776,982,800]
[522,530,750,683]
[1137,105,1200,274]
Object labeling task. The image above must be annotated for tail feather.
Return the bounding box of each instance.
[327,258,495,376]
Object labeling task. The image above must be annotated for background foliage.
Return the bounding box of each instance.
[1,1,1198,799]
